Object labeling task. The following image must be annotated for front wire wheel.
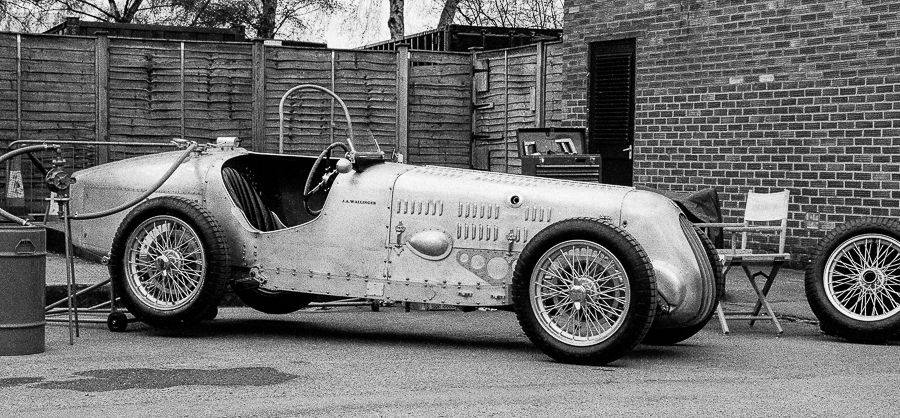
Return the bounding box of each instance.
[531,240,631,346]
[124,215,206,311]
[513,218,656,365]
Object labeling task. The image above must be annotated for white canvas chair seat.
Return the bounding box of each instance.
[696,190,791,335]
[717,250,790,263]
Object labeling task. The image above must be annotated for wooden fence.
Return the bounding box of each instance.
[0,33,475,211]
[472,42,564,174]
[408,51,473,165]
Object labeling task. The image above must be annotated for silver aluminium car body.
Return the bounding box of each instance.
[70,144,716,329]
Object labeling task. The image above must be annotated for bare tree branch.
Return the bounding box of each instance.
[105,0,121,20]
[189,0,213,26]
[451,0,561,29]
[55,0,119,21]
[122,0,146,21]
[0,0,353,40]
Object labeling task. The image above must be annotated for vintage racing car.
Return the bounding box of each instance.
[66,88,722,365]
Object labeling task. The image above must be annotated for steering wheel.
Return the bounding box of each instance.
[304,142,350,216]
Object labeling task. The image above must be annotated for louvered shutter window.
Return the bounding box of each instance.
[588,40,635,154]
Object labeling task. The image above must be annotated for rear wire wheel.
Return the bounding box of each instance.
[513,218,656,365]
[109,197,230,329]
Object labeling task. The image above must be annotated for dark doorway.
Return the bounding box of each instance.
[588,39,636,186]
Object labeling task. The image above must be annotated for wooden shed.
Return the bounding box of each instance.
[363,24,561,52]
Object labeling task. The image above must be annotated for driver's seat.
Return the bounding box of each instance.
[222,167,284,232]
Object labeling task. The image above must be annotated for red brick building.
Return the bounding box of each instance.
[561,0,900,265]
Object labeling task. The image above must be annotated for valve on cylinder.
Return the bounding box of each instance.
[45,152,72,198]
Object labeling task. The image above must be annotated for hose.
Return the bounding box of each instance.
[0,142,196,224]
[68,142,197,220]
[0,144,60,225]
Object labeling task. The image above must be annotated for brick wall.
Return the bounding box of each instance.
[562,0,900,266]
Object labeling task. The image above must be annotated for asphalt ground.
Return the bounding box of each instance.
[3,305,899,417]
[19,252,897,418]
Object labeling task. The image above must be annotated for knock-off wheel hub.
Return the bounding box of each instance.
[859,269,884,291]
[154,250,183,275]
[569,277,592,309]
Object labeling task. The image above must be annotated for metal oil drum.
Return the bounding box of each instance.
[0,224,46,355]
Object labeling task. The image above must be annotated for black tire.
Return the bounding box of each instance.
[818,320,839,337]
[805,217,900,343]
[107,312,128,332]
[233,287,314,314]
[109,196,230,329]
[202,306,219,321]
[642,225,724,345]
[512,218,657,365]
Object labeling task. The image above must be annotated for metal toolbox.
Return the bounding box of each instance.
[518,128,601,183]
[522,154,601,183]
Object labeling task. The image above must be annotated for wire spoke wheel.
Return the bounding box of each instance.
[531,240,631,346]
[824,233,900,322]
[110,196,229,329]
[806,217,900,343]
[513,219,656,364]
[125,215,207,311]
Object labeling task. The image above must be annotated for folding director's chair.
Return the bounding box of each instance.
[697,190,791,334]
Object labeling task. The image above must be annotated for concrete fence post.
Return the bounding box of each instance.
[250,40,266,152]
[535,41,546,129]
[396,44,410,161]
[95,34,110,164]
